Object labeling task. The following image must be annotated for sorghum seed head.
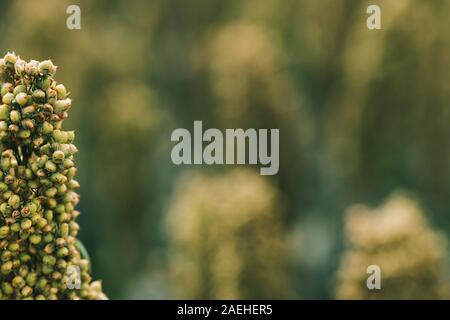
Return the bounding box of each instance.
[1,83,13,96]
[22,119,35,130]
[15,58,26,75]
[55,84,67,99]
[35,76,52,90]
[31,214,40,224]
[29,234,42,245]
[21,206,30,217]
[0,59,6,79]
[0,120,7,131]
[42,121,53,134]
[8,124,19,133]
[0,226,9,238]
[2,282,14,294]
[18,129,31,139]
[60,223,69,238]
[0,104,10,120]
[56,259,67,270]
[68,144,78,154]
[10,223,20,233]
[4,52,17,66]
[51,173,67,184]
[12,259,21,268]
[42,103,53,114]
[45,160,57,172]
[25,60,39,76]
[8,242,19,252]
[13,84,26,95]
[18,265,29,277]
[32,89,46,103]
[20,218,32,230]
[43,255,56,266]
[36,169,46,177]
[19,253,31,263]
[21,286,33,297]
[57,247,69,257]
[37,217,47,229]
[27,202,37,214]
[68,179,80,189]
[45,187,57,198]
[1,260,13,275]
[10,110,21,123]
[2,92,14,105]
[0,182,7,192]
[25,168,33,179]
[38,60,56,76]
[26,272,37,286]
[0,54,105,300]
[52,271,62,280]
[4,174,15,184]
[52,129,68,143]
[1,250,12,262]
[55,238,66,247]
[47,198,57,209]
[63,158,74,169]
[54,99,72,113]
[8,194,20,209]
[15,92,28,106]
[57,184,68,195]
[67,130,75,142]
[33,137,44,148]
[12,275,26,289]
[52,150,65,163]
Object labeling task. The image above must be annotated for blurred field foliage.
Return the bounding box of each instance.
[1,0,449,298]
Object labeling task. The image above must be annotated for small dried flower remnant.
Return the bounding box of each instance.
[0,52,106,300]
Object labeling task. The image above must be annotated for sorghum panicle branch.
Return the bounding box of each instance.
[0,52,106,300]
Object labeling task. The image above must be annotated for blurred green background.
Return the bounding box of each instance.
[1,0,449,299]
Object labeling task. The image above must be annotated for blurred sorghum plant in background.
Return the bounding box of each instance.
[335,193,449,299]
[166,169,293,299]
[207,22,298,125]
[0,52,106,299]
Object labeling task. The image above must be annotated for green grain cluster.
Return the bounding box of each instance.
[0,52,106,300]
